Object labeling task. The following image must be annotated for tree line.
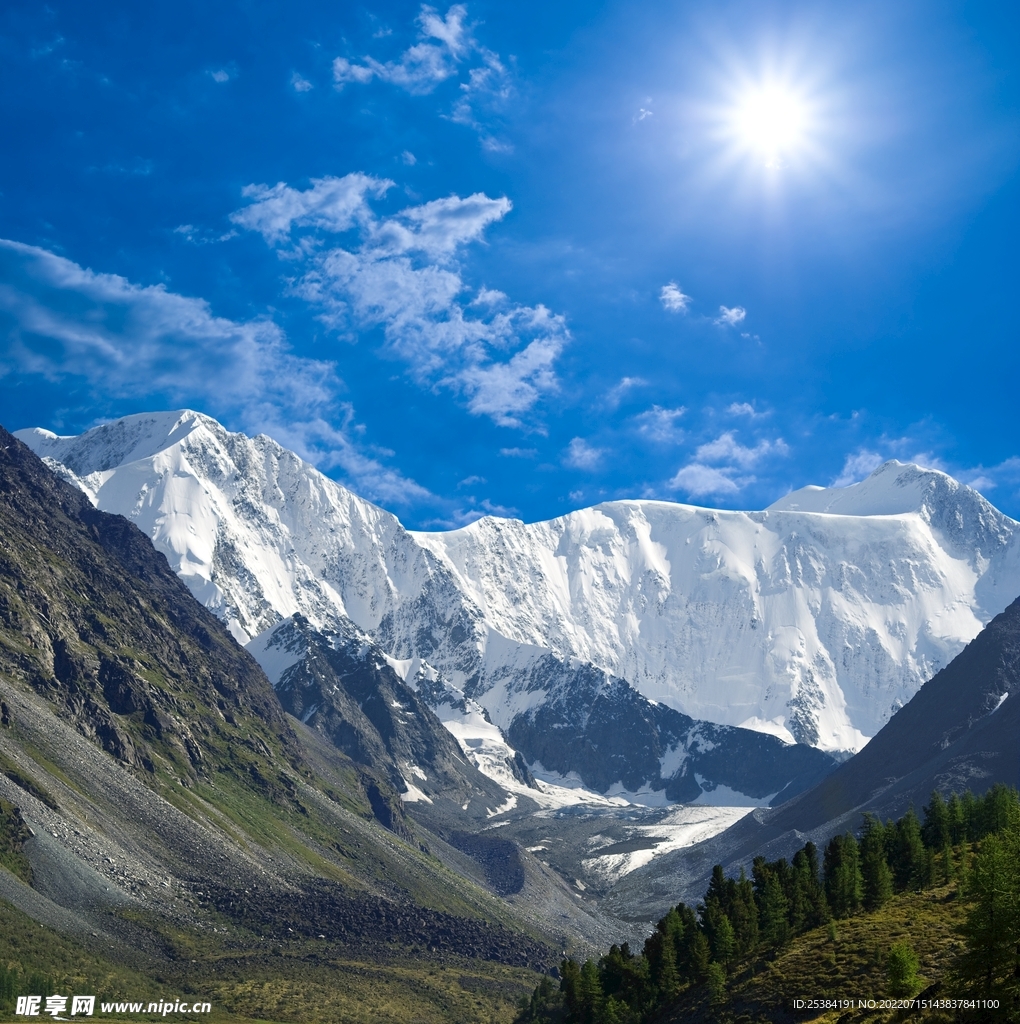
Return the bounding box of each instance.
[516,784,1020,1024]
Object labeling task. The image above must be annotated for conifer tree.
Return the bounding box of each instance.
[957,829,1020,998]
[940,838,954,885]
[860,814,893,910]
[712,914,736,965]
[730,869,759,953]
[758,872,790,946]
[891,809,926,890]
[961,791,977,841]
[947,792,965,844]
[824,833,863,917]
[577,959,604,1024]
[921,790,949,849]
[685,930,711,984]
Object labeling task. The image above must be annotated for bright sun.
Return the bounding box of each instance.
[729,84,810,166]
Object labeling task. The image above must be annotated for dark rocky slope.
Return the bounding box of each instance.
[263,615,511,816]
[503,655,838,804]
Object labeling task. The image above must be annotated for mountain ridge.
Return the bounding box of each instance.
[18,410,1020,805]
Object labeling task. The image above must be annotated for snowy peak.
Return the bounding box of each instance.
[18,410,1020,768]
[16,411,424,644]
[770,460,994,521]
[19,410,218,478]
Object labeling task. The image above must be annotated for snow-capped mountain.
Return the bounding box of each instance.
[18,411,1020,788]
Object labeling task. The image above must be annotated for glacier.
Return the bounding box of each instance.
[17,409,1020,769]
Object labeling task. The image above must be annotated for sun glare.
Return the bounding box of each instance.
[727,82,812,167]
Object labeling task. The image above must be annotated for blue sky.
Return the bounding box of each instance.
[2,1,1019,527]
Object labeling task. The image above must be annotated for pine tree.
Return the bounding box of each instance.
[860,815,893,910]
[940,838,955,885]
[957,829,1020,997]
[961,791,978,842]
[730,869,759,953]
[758,872,790,946]
[956,838,970,898]
[947,792,965,845]
[685,930,711,984]
[824,833,863,917]
[891,809,926,890]
[921,790,949,849]
[712,914,736,965]
[561,958,582,1020]
[886,942,921,997]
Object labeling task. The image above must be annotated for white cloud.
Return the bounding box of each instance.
[564,437,603,470]
[660,282,691,314]
[695,431,787,469]
[634,108,653,123]
[726,401,766,418]
[210,69,231,84]
[667,429,788,499]
[832,448,885,487]
[333,5,470,95]
[959,457,1020,496]
[291,72,313,92]
[605,375,646,408]
[499,446,536,458]
[668,463,742,497]
[401,150,417,165]
[380,192,511,258]
[0,238,432,507]
[233,176,567,428]
[230,174,391,245]
[333,5,512,149]
[634,405,686,444]
[715,305,746,326]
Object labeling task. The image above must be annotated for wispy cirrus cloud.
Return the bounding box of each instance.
[333,5,471,94]
[232,174,569,428]
[0,238,432,507]
[832,448,885,487]
[333,4,513,150]
[634,404,686,444]
[563,437,604,470]
[604,375,647,408]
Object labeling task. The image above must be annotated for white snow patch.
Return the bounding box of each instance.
[246,618,304,686]
[580,804,754,886]
[486,795,518,817]
[400,782,432,803]
[659,743,687,778]
[692,777,776,807]
[736,716,797,744]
